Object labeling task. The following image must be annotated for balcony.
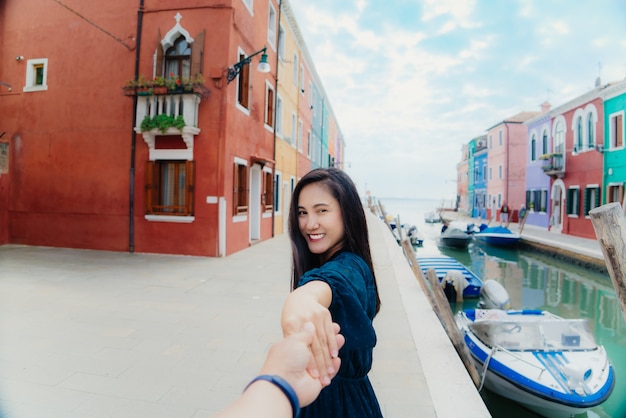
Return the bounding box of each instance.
[135,92,204,160]
[539,153,565,178]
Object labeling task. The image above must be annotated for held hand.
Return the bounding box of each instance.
[281,285,338,385]
[261,322,345,406]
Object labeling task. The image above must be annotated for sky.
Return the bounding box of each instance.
[287,0,626,201]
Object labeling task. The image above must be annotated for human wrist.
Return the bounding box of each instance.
[245,374,300,418]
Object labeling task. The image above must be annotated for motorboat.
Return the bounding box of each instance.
[424,211,441,223]
[474,225,521,247]
[437,221,477,249]
[416,255,483,299]
[389,221,423,246]
[456,307,615,417]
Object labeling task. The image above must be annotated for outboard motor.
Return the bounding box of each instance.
[477,280,511,310]
[443,280,457,303]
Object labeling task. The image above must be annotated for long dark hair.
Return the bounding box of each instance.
[288,168,381,313]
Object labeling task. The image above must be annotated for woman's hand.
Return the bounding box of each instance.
[260,322,344,406]
[281,281,338,385]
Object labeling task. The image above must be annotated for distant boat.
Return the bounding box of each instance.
[416,255,483,298]
[389,221,423,246]
[437,221,477,249]
[424,211,441,223]
[474,225,521,247]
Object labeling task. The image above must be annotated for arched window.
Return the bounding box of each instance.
[542,130,548,154]
[576,116,583,151]
[587,113,594,147]
[530,134,537,161]
[165,36,191,80]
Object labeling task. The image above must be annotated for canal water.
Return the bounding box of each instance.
[379,197,626,418]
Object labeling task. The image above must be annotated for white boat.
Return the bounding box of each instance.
[437,222,477,248]
[424,211,441,223]
[474,225,521,247]
[456,308,615,417]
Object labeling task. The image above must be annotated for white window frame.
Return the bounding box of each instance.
[242,0,253,15]
[23,58,48,92]
[278,24,285,61]
[275,94,283,137]
[290,112,297,147]
[307,130,311,158]
[292,53,299,86]
[267,2,277,49]
[609,110,625,150]
[297,119,303,152]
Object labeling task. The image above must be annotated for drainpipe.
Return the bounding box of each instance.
[129,0,144,253]
[271,0,282,237]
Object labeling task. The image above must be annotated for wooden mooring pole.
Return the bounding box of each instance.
[589,202,626,322]
[400,239,482,388]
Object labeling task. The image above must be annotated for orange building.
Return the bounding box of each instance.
[0,0,341,256]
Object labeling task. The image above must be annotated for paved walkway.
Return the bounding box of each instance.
[0,212,490,418]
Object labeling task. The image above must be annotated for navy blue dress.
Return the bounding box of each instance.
[298,251,383,417]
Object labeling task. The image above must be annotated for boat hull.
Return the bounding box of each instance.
[474,226,520,247]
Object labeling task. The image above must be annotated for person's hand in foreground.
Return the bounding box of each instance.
[213,322,344,418]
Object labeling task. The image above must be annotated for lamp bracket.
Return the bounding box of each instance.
[227,47,267,84]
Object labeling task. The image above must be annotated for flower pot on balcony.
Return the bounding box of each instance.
[153,86,168,95]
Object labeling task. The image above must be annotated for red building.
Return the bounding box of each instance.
[0,0,318,256]
[544,81,612,239]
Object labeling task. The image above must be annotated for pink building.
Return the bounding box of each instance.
[486,111,539,221]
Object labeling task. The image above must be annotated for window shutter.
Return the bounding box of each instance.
[583,188,589,216]
[145,161,155,214]
[191,30,205,77]
[155,29,164,77]
[185,161,195,215]
[525,190,530,208]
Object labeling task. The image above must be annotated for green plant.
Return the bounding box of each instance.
[140,114,186,133]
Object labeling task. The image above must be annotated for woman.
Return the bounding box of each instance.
[281,168,383,417]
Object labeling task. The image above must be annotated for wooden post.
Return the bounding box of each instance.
[400,239,482,387]
[426,269,482,388]
[589,202,626,322]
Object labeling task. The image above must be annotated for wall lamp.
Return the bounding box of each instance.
[226,47,270,84]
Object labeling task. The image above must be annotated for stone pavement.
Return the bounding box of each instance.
[0,212,490,418]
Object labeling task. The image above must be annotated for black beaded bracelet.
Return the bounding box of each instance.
[245,374,300,418]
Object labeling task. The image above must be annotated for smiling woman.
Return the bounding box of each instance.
[281,168,383,418]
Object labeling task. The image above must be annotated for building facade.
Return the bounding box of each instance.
[0,0,343,256]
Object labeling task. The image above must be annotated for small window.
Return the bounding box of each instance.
[567,188,580,216]
[607,184,624,204]
[293,53,299,86]
[275,94,283,136]
[237,51,250,109]
[299,65,305,93]
[274,172,281,212]
[265,83,274,127]
[297,119,303,152]
[542,131,548,154]
[24,58,48,92]
[583,186,601,217]
[233,161,249,215]
[575,116,583,151]
[278,24,285,61]
[587,113,595,147]
[610,113,623,149]
[165,36,191,80]
[290,112,297,147]
[262,169,274,212]
[530,134,537,161]
[268,3,277,49]
[145,160,194,216]
[306,131,311,158]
